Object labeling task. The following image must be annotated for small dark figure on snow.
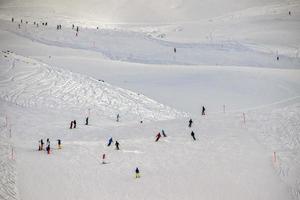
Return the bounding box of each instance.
[57,139,61,149]
[42,22,44,26]
[277,56,279,61]
[46,138,50,147]
[102,153,106,164]
[85,117,89,125]
[155,132,161,142]
[202,106,206,115]
[45,22,47,26]
[116,114,120,122]
[40,139,44,150]
[46,145,50,154]
[34,21,36,25]
[97,27,99,29]
[174,47,176,53]
[21,19,23,23]
[73,120,77,128]
[70,121,73,129]
[18,24,20,29]
[76,26,79,32]
[135,167,140,178]
[162,129,167,137]
[107,137,113,146]
[188,118,193,128]
[11,18,14,23]
[140,121,143,124]
[115,141,120,150]
[289,11,291,15]
[191,131,196,141]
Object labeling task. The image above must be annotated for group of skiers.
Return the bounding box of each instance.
[38,138,61,154]
[107,137,120,150]
[70,120,77,129]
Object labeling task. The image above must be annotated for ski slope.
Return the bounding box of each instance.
[0,0,300,199]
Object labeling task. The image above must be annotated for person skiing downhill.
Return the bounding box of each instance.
[202,106,206,115]
[116,114,120,122]
[191,131,196,141]
[188,119,193,128]
[46,138,50,147]
[73,120,77,128]
[155,132,161,142]
[115,141,120,150]
[102,154,106,164]
[135,167,140,178]
[107,137,113,146]
[40,139,44,150]
[85,117,89,125]
[70,121,73,129]
[162,129,167,137]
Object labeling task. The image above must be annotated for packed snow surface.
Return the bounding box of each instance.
[0,0,300,199]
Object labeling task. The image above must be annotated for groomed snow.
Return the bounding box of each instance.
[0,0,300,199]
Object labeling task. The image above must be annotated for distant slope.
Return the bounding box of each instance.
[0,51,184,122]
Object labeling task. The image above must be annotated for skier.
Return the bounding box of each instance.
[70,121,73,129]
[40,139,44,150]
[72,24,74,29]
[116,114,120,122]
[202,106,206,115]
[45,22,47,26]
[57,139,61,149]
[85,117,89,125]
[73,120,77,128]
[46,144,50,154]
[115,141,120,150]
[191,131,196,141]
[162,129,167,137]
[11,17,14,23]
[76,26,79,32]
[277,56,279,61]
[107,137,113,146]
[155,132,161,142]
[102,153,106,164]
[289,11,291,15]
[38,140,41,151]
[188,118,193,128]
[18,24,20,29]
[174,47,176,53]
[21,19,23,23]
[135,167,140,178]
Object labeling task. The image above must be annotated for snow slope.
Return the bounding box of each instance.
[0,51,184,122]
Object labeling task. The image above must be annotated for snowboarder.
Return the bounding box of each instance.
[135,167,140,178]
[115,141,120,150]
[107,137,113,146]
[191,131,196,141]
[155,132,161,142]
[57,139,61,149]
[202,106,206,115]
[46,145,50,154]
[162,129,167,137]
[116,114,120,122]
[70,121,73,129]
[102,153,106,164]
[85,117,89,125]
[188,118,193,128]
[73,120,77,128]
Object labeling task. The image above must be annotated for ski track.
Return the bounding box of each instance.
[0,51,185,122]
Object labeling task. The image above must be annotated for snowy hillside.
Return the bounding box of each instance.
[0,0,300,199]
[0,51,184,122]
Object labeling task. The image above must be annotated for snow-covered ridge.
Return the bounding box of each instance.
[0,51,185,121]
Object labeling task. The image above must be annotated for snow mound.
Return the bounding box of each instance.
[0,51,184,122]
